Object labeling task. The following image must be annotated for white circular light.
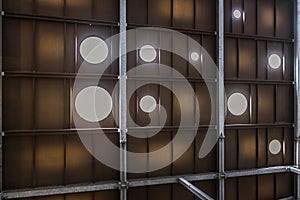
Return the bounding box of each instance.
[75,86,112,122]
[269,139,282,155]
[139,45,157,62]
[233,9,242,19]
[227,93,248,116]
[140,95,157,113]
[80,36,109,64]
[268,54,281,69]
[191,52,200,61]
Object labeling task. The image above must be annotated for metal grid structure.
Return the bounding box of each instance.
[0,0,300,200]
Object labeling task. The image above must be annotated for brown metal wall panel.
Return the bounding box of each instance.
[257,129,267,168]
[3,78,34,131]
[148,185,172,200]
[238,176,256,199]
[93,0,119,22]
[128,187,147,200]
[172,132,195,175]
[3,136,33,190]
[258,0,275,37]
[276,173,294,199]
[65,135,93,184]
[36,22,64,72]
[195,0,216,31]
[224,0,232,33]
[258,174,275,200]
[65,0,92,19]
[36,79,65,129]
[94,190,119,200]
[195,180,217,199]
[197,83,213,125]
[36,0,64,16]
[257,41,268,80]
[93,134,119,182]
[276,0,294,39]
[244,0,257,35]
[276,85,294,123]
[127,0,147,25]
[284,43,294,81]
[239,39,256,79]
[35,135,64,187]
[65,193,93,200]
[267,42,283,80]
[195,131,217,173]
[3,19,34,72]
[148,132,172,178]
[225,178,238,200]
[257,85,275,123]
[284,128,294,165]
[173,0,194,29]
[3,0,33,13]
[172,183,194,200]
[238,130,256,169]
[37,196,64,200]
[225,38,238,78]
[225,130,238,170]
[148,0,172,27]
[127,134,148,179]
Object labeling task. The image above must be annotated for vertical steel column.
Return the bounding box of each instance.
[295,1,300,198]
[0,0,3,192]
[218,0,225,199]
[119,0,127,199]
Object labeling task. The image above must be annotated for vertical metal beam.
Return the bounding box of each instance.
[119,0,127,199]
[0,0,3,191]
[178,178,214,200]
[295,0,300,198]
[218,0,225,199]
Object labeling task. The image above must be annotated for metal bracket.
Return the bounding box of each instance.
[218,173,226,179]
[118,181,129,190]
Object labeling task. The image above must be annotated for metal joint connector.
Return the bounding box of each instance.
[218,173,226,179]
[118,181,129,189]
[1,11,4,16]
[219,135,225,140]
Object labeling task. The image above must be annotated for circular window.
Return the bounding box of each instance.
[269,139,282,155]
[233,9,242,19]
[140,95,157,113]
[191,52,200,61]
[80,36,109,64]
[227,93,248,116]
[75,86,113,122]
[139,45,157,62]
[268,54,282,69]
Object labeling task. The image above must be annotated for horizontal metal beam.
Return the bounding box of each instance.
[2,166,298,199]
[178,178,214,200]
[2,182,119,199]
[226,166,290,178]
[128,173,218,188]
[290,167,300,174]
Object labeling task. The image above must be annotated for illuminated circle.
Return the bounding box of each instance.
[80,36,109,64]
[191,52,200,61]
[268,54,282,69]
[269,139,282,155]
[227,93,248,116]
[139,45,157,62]
[233,9,242,19]
[75,86,112,122]
[140,95,157,113]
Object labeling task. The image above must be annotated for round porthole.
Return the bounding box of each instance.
[75,86,113,122]
[80,36,109,64]
[233,9,242,19]
[269,139,282,155]
[139,45,157,62]
[191,52,200,61]
[140,95,157,113]
[227,93,248,116]
[268,54,281,69]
